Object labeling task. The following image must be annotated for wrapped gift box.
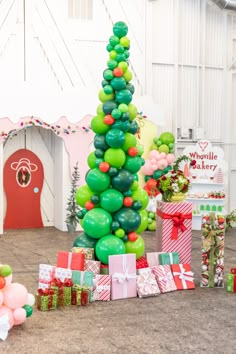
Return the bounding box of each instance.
[136,256,149,270]
[55,267,72,282]
[159,252,180,265]
[92,275,111,301]
[100,264,109,275]
[72,270,94,302]
[231,268,236,274]
[57,251,85,271]
[156,201,192,264]
[152,265,177,293]
[226,273,236,292]
[109,254,137,300]
[38,264,56,290]
[84,260,101,275]
[71,284,91,305]
[36,289,58,311]
[137,267,152,275]
[137,271,160,298]
[71,247,95,260]
[200,214,224,288]
[171,264,195,290]
[146,252,165,267]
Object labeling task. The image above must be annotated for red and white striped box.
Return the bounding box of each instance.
[92,275,111,301]
[156,201,192,264]
[152,265,177,293]
[85,260,101,275]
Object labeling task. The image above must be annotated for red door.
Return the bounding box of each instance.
[4,149,44,229]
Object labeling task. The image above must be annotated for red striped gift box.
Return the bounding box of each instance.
[92,275,111,301]
[152,265,177,293]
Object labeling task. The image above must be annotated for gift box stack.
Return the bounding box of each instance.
[226,268,236,293]
[201,213,225,288]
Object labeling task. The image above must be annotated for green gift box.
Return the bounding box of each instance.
[159,252,179,265]
[36,290,58,311]
[227,273,235,292]
[72,270,94,302]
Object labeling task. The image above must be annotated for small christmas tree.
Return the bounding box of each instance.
[65,162,80,233]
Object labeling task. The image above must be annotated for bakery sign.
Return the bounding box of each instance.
[183,140,227,178]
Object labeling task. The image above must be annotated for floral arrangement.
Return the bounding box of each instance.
[156,155,196,202]
[225,209,236,231]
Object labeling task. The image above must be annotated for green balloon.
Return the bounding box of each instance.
[104,148,126,168]
[118,61,128,72]
[75,185,94,207]
[111,169,134,192]
[159,132,175,145]
[120,36,130,48]
[110,77,127,91]
[104,85,113,95]
[83,208,112,238]
[106,44,113,52]
[158,144,169,154]
[128,120,138,134]
[100,189,123,212]
[114,44,124,53]
[22,305,33,318]
[122,132,137,152]
[127,103,137,120]
[124,156,142,174]
[107,60,118,70]
[115,53,126,63]
[105,128,125,148]
[132,188,149,210]
[86,168,110,193]
[109,35,120,47]
[137,145,144,156]
[102,100,117,115]
[98,89,114,103]
[103,69,114,81]
[94,134,109,150]
[125,235,145,259]
[113,21,128,38]
[126,83,135,94]
[91,116,109,134]
[112,120,130,132]
[123,70,132,82]
[96,104,104,115]
[153,170,163,179]
[136,210,148,233]
[111,108,122,119]
[73,232,98,248]
[114,208,141,233]
[116,89,133,105]
[0,265,12,277]
[118,103,128,113]
[95,235,125,264]
[109,50,117,60]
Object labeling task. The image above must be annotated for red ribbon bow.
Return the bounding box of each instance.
[52,278,63,287]
[38,288,55,296]
[157,209,192,240]
[64,278,74,287]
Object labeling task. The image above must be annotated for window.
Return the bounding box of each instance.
[68,0,93,20]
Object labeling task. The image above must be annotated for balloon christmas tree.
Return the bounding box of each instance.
[74,21,148,264]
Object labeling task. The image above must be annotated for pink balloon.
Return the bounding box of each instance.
[157,159,168,170]
[150,158,156,164]
[0,290,3,306]
[166,153,175,164]
[141,161,154,175]
[159,152,167,158]
[0,305,14,328]
[3,283,28,310]
[5,274,12,286]
[13,308,26,326]
[149,150,159,159]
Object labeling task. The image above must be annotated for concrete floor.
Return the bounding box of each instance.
[0,227,236,354]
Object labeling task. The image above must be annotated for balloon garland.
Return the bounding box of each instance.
[74,21,148,263]
[0,264,34,341]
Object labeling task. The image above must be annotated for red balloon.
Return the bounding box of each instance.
[146,178,157,190]
[128,147,138,156]
[85,201,95,210]
[113,68,123,77]
[0,276,6,289]
[99,162,110,173]
[128,232,138,242]
[104,115,115,125]
[123,197,133,207]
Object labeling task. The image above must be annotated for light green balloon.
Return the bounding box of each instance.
[104,148,126,168]
[136,210,148,233]
[122,133,137,152]
[125,235,145,259]
[91,115,110,134]
[132,188,149,210]
[123,70,132,82]
[98,89,115,103]
[96,104,104,115]
[127,103,138,120]
[158,144,169,154]
[87,151,96,168]
[75,185,94,207]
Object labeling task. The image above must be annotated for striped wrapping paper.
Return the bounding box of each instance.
[92,275,111,301]
[85,260,101,275]
[156,201,192,264]
[152,265,177,293]
[38,264,56,290]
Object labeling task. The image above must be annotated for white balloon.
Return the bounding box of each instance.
[26,293,35,306]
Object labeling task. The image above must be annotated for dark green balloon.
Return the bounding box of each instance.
[94,134,109,150]
[108,167,118,176]
[114,208,141,233]
[110,77,126,91]
[95,235,126,264]
[114,44,125,53]
[153,170,163,179]
[132,200,142,210]
[95,158,104,167]
[91,195,100,204]
[128,120,138,134]
[124,50,130,59]
[105,128,125,148]
[111,169,134,192]
[22,305,33,318]
[111,221,120,231]
[115,54,126,63]
[116,89,133,104]
[104,85,114,94]
[113,21,128,38]
[121,112,130,121]
[126,83,135,94]
[112,120,130,132]
[102,79,110,87]
[109,35,120,46]
[103,101,117,115]
[73,232,98,248]
[95,148,104,158]
[106,44,113,52]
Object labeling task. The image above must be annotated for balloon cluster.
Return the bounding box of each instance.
[74,22,148,264]
[0,264,34,339]
[151,132,175,154]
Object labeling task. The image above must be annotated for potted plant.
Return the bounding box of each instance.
[65,162,80,233]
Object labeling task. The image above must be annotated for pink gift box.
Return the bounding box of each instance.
[152,265,177,293]
[109,254,137,300]
[137,272,160,298]
[146,252,165,267]
[85,260,101,275]
[38,264,56,290]
[57,251,85,271]
[156,201,192,264]
[92,275,111,301]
